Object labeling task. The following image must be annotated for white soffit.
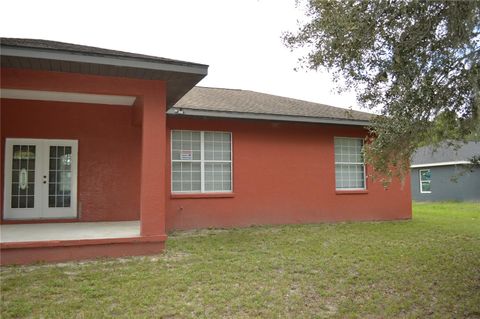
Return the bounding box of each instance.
[0,89,136,106]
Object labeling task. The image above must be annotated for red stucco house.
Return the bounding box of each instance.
[0,38,411,265]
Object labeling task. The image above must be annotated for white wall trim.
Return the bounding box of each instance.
[1,88,136,106]
[411,161,470,168]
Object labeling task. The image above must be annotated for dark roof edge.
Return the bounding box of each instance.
[167,107,371,126]
[1,45,208,75]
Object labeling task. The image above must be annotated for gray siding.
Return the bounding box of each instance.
[411,165,480,201]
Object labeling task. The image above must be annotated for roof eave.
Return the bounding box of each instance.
[167,107,371,126]
[1,45,209,107]
[410,161,471,168]
[0,46,208,75]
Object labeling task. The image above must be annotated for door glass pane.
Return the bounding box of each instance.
[11,145,36,208]
[48,146,72,208]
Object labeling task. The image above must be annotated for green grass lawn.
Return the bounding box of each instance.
[1,202,479,318]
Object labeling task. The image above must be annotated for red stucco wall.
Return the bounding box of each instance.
[1,101,412,227]
[165,117,412,231]
[1,99,141,222]
[0,69,411,229]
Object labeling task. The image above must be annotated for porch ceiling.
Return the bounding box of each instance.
[1,88,137,106]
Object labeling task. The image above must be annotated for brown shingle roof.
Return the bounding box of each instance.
[174,87,373,122]
[411,141,480,165]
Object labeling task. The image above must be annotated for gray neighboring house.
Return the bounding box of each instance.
[410,141,480,201]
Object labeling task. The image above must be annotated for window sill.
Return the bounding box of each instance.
[170,193,235,199]
[335,190,368,195]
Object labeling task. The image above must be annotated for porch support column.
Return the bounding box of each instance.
[140,84,167,237]
[0,102,2,215]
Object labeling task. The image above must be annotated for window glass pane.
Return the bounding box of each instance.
[214,133,223,142]
[172,140,181,150]
[192,131,201,142]
[420,170,431,181]
[421,181,431,192]
[205,182,214,191]
[172,131,181,141]
[181,130,192,140]
[192,181,201,190]
[213,151,222,160]
[205,150,214,160]
[171,162,200,192]
[172,182,181,192]
[204,132,214,143]
[204,162,232,192]
[181,140,191,150]
[193,151,201,160]
[222,133,231,142]
[223,181,231,190]
[11,144,36,208]
[192,141,201,151]
[172,150,181,161]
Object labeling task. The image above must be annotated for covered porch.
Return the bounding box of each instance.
[1,221,141,243]
[0,38,208,265]
[0,221,168,265]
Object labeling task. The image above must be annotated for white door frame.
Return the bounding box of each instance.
[3,138,78,220]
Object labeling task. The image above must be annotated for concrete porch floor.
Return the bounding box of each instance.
[0,221,140,243]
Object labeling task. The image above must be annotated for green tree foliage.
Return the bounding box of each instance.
[284,0,480,183]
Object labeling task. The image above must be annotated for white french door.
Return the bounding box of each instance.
[4,138,78,220]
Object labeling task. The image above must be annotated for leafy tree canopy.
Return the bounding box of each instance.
[284,0,480,182]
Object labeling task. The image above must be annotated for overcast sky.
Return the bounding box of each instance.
[1,0,360,110]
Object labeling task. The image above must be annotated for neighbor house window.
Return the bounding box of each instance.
[334,137,366,190]
[171,130,232,193]
[419,169,431,193]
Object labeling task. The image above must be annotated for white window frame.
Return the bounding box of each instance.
[334,137,367,191]
[171,130,233,194]
[419,169,432,194]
